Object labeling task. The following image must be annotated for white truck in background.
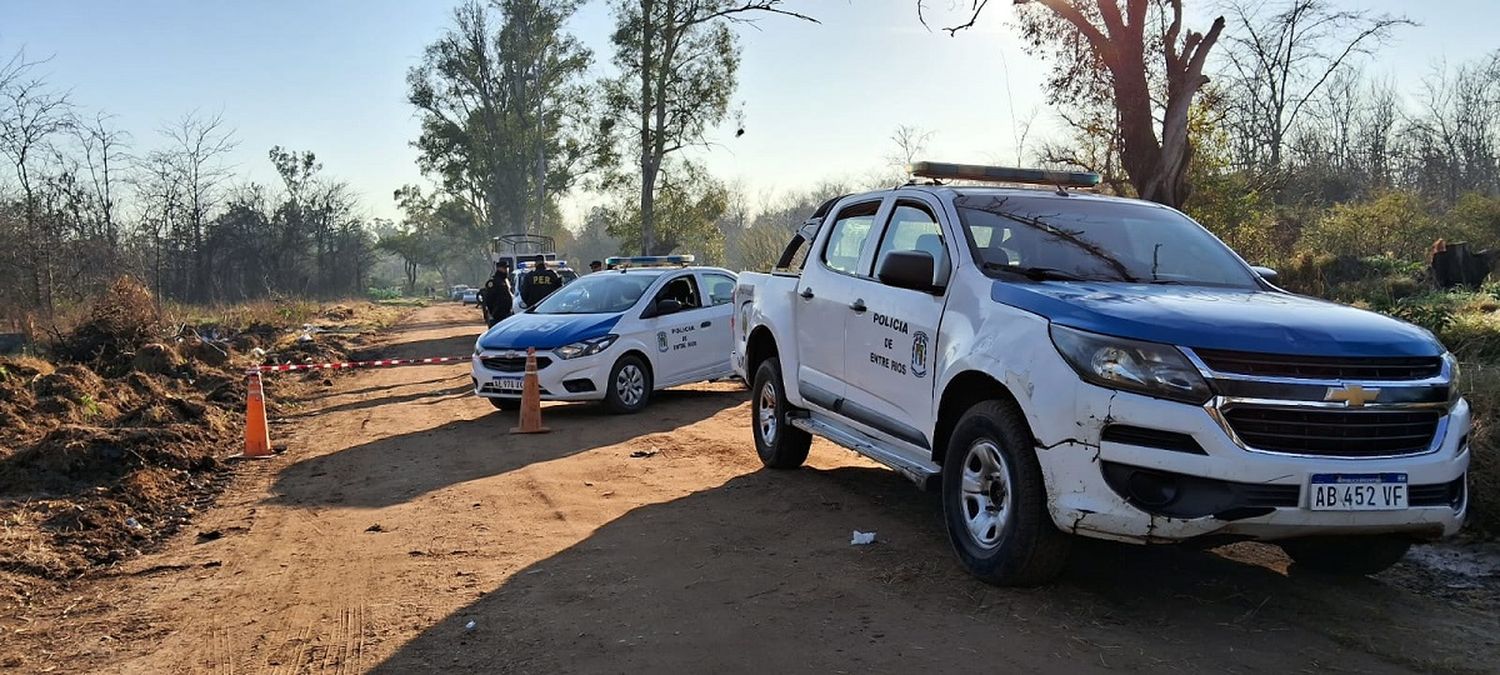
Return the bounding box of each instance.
[731,162,1470,586]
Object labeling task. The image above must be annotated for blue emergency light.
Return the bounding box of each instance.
[516,260,569,271]
[908,161,1101,188]
[604,255,695,268]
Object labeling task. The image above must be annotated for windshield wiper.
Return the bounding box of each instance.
[984,262,1091,282]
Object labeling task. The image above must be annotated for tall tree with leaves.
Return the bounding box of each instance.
[408,0,597,239]
[606,0,814,255]
[919,0,1223,208]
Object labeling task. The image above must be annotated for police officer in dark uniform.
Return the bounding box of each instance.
[519,254,562,308]
[479,261,513,327]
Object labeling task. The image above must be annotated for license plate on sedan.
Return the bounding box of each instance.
[493,377,523,392]
[1308,473,1408,511]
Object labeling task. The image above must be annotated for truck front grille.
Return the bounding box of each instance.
[1194,349,1442,380]
[1222,406,1441,457]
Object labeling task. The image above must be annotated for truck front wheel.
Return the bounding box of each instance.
[752,357,811,469]
[1280,536,1411,576]
[941,399,1071,586]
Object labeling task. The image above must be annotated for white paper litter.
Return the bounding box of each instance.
[850,530,877,546]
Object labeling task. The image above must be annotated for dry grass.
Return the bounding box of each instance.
[1461,364,1500,537]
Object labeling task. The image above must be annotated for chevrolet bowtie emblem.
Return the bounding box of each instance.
[1325,384,1381,407]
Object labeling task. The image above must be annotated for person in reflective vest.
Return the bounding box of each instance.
[519,254,562,307]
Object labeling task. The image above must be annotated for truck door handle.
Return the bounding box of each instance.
[799,288,815,299]
[849,299,867,313]
[700,321,712,328]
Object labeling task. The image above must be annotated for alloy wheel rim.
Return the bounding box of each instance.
[758,381,778,444]
[960,439,1013,550]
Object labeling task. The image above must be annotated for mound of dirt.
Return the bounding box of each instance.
[2,287,400,611]
[61,277,164,370]
[131,343,184,374]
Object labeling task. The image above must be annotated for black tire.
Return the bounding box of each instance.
[751,357,811,469]
[1280,536,1411,576]
[604,354,652,414]
[941,399,1071,586]
[488,397,519,411]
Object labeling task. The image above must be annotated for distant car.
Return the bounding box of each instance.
[472,255,736,414]
[450,285,470,301]
[461,288,480,305]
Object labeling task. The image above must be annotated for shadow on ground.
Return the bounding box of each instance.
[268,387,745,509]
[369,465,1497,674]
[352,332,482,363]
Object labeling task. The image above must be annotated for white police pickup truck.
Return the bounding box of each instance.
[732,162,1470,586]
[473,256,738,413]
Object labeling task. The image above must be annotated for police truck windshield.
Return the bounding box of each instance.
[954,194,1260,289]
[530,273,660,314]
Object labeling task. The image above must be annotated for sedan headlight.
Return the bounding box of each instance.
[555,334,618,360]
[1049,325,1210,404]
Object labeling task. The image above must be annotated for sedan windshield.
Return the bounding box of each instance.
[531,273,660,315]
[955,194,1260,288]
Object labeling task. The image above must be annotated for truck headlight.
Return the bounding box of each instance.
[1049,325,1210,404]
[555,334,618,360]
[1445,352,1461,402]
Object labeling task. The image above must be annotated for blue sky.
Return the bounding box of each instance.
[2,1,1495,226]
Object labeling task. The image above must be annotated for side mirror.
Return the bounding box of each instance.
[878,250,940,293]
[1250,265,1279,282]
[652,298,684,317]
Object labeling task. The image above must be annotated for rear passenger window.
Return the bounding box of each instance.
[703,273,736,305]
[821,201,881,275]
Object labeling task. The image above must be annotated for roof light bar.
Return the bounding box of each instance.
[908,161,1102,188]
[604,255,695,268]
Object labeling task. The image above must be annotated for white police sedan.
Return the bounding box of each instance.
[472,256,738,413]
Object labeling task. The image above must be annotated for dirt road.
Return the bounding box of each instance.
[9,304,1499,673]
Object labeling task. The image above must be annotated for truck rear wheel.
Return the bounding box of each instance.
[941,399,1070,586]
[1280,536,1411,576]
[752,357,811,469]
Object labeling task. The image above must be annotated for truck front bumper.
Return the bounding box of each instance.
[1035,386,1471,544]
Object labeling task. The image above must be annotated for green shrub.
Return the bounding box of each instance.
[1296,189,1443,261]
[366,287,403,301]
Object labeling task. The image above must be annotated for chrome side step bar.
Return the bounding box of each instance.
[789,415,941,490]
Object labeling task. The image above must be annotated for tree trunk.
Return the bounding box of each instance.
[638,0,657,255]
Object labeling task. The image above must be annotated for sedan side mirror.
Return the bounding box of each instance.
[1250,265,1279,282]
[652,298,684,317]
[877,250,941,294]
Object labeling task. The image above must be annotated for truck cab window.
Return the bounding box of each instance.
[821,201,881,275]
[874,202,948,280]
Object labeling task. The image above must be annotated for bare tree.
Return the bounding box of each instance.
[607,0,817,254]
[918,0,1225,208]
[157,112,236,301]
[888,124,934,171]
[0,49,74,312]
[75,112,130,254]
[1222,0,1414,172]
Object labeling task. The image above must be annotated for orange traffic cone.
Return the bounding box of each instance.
[510,347,550,434]
[234,370,275,459]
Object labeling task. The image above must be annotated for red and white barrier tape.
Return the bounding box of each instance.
[249,356,469,374]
